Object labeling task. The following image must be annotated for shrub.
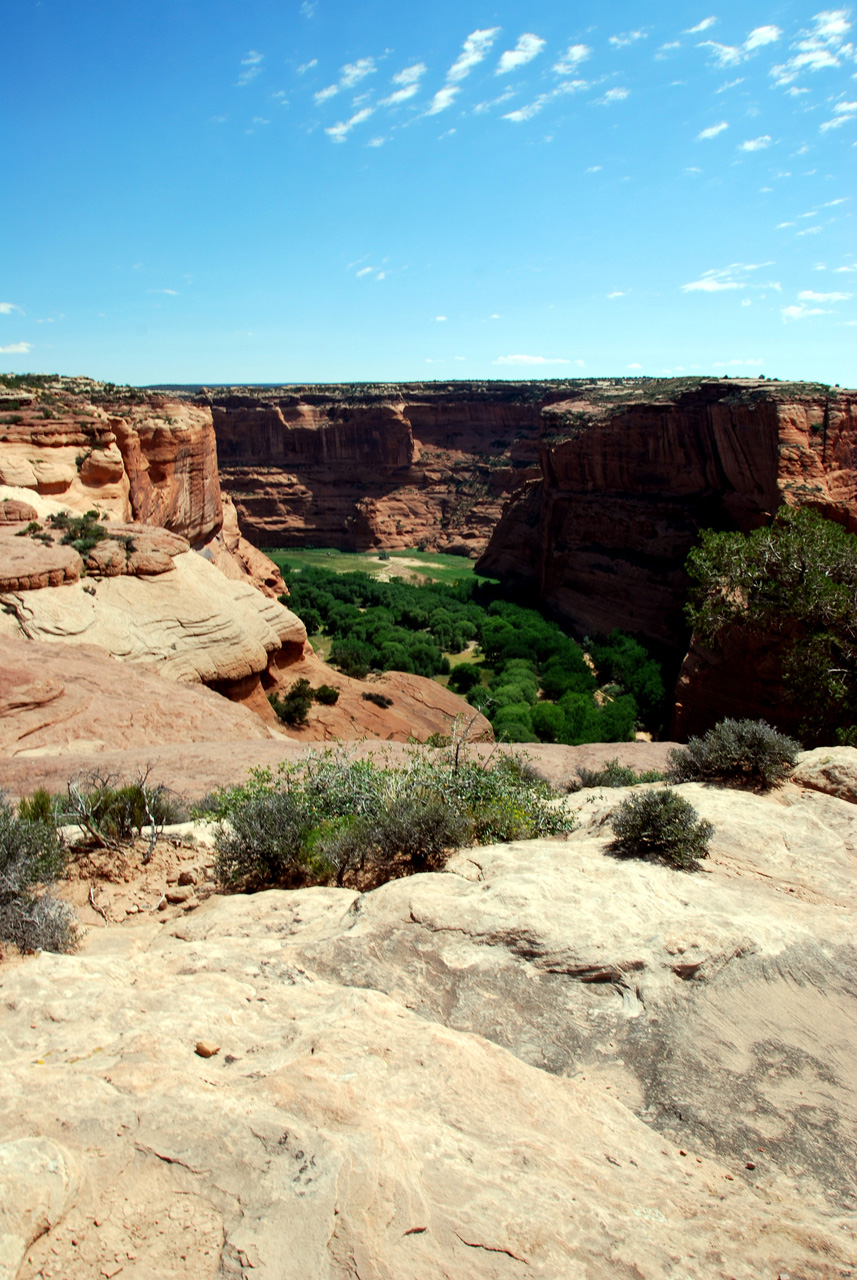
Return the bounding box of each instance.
[0,793,77,953]
[269,679,314,726]
[667,719,800,791]
[48,509,108,556]
[362,691,393,709]
[609,789,713,869]
[573,758,666,790]
[64,772,184,861]
[447,662,483,695]
[209,745,575,892]
[314,683,340,706]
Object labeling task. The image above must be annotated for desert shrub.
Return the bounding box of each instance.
[64,772,185,862]
[362,691,393,708]
[609,789,713,870]
[48,509,108,556]
[314,684,340,706]
[214,790,327,889]
[0,793,77,953]
[573,758,666,790]
[667,719,800,790]
[269,679,314,726]
[209,745,574,891]
[18,787,60,824]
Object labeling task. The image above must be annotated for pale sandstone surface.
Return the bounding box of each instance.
[0,550,307,686]
[0,636,275,758]
[792,746,857,803]
[0,781,854,1279]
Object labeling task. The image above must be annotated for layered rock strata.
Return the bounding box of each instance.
[477,379,857,649]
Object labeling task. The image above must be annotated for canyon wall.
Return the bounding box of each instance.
[477,379,857,649]
[207,383,552,556]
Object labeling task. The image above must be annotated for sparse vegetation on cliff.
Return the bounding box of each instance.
[667,719,800,791]
[0,793,77,953]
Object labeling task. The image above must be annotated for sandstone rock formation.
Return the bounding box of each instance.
[208,382,548,555]
[477,378,857,649]
[1,770,854,1278]
[0,635,276,758]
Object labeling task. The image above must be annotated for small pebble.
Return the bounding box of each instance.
[195,1040,220,1058]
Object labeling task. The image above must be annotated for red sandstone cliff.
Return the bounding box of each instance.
[208,383,548,555]
[477,379,857,649]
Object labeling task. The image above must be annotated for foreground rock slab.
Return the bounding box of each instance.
[1,779,854,1278]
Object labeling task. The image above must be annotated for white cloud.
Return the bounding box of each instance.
[493,354,572,365]
[609,30,646,49]
[834,263,857,272]
[741,298,752,306]
[447,28,500,82]
[497,34,545,74]
[744,25,782,50]
[698,120,729,139]
[771,10,853,85]
[356,266,374,277]
[782,304,827,319]
[627,362,643,369]
[503,79,587,123]
[435,315,447,321]
[376,272,386,281]
[474,89,516,113]
[739,135,772,151]
[607,290,626,298]
[393,63,427,87]
[796,225,823,235]
[147,288,179,295]
[0,342,30,354]
[427,85,459,115]
[368,136,386,147]
[316,57,376,104]
[0,302,21,315]
[681,261,775,293]
[656,41,682,58]
[685,18,717,34]
[382,83,420,105]
[599,87,630,105]
[776,221,796,228]
[798,289,852,300]
[716,77,745,91]
[326,106,375,142]
[553,43,592,75]
[297,59,318,74]
[821,102,857,130]
[586,165,602,172]
[700,41,743,67]
[237,51,263,87]
[300,0,317,16]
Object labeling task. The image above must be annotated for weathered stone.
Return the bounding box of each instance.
[0,533,81,591]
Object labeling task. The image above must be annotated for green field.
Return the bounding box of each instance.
[264,546,498,588]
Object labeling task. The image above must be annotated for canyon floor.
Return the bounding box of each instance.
[1,746,855,1280]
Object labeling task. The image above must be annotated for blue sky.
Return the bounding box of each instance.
[2,1,855,385]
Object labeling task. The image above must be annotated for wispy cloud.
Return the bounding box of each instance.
[427,85,459,115]
[681,261,776,293]
[782,303,828,319]
[147,288,179,295]
[0,302,21,315]
[685,18,717,35]
[739,135,772,151]
[380,62,427,106]
[700,24,782,68]
[448,28,500,82]
[0,342,31,354]
[435,315,447,321]
[326,105,375,142]
[315,57,377,104]
[497,34,545,74]
[553,43,592,75]
[297,59,317,75]
[772,10,853,85]
[503,79,587,123]
[237,51,263,87]
[821,99,857,130]
[607,290,626,298]
[798,289,852,301]
[300,1,317,17]
[609,30,646,49]
[698,120,729,139]
[493,354,573,365]
[598,87,630,105]
[744,25,783,50]
[716,77,744,92]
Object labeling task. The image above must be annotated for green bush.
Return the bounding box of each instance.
[209,746,574,891]
[667,719,800,790]
[314,683,340,706]
[609,789,713,870]
[0,794,77,953]
[362,691,393,709]
[269,679,314,726]
[573,758,666,790]
[48,509,108,556]
[447,662,483,695]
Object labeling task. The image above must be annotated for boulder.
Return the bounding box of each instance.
[0,533,81,591]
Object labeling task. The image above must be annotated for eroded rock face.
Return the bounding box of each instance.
[477,379,857,649]
[1,777,854,1278]
[210,383,547,555]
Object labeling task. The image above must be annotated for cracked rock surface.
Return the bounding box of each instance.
[1,775,855,1278]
